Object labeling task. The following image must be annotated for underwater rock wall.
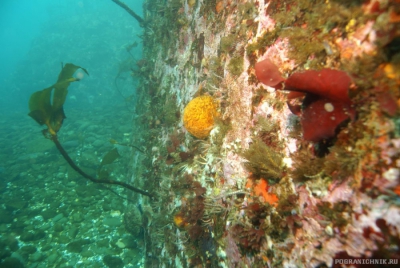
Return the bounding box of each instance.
[131,0,400,267]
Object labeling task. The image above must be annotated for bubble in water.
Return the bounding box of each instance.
[75,71,85,80]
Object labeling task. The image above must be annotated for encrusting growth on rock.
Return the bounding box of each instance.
[183,95,218,139]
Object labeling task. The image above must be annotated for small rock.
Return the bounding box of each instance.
[115,240,125,249]
[96,238,110,248]
[29,251,44,262]
[39,223,52,231]
[20,245,37,256]
[5,200,28,211]
[121,236,137,249]
[81,249,94,258]
[20,230,46,242]
[3,235,19,251]
[41,209,58,220]
[71,212,84,223]
[53,223,64,232]
[0,209,13,224]
[93,140,105,148]
[66,239,91,253]
[47,253,59,264]
[63,140,80,149]
[68,226,79,239]
[0,242,11,260]
[0,257,24,268]
[103,255,124,268]
[103,216,122,227]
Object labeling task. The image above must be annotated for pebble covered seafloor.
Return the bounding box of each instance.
[0,105,144,268]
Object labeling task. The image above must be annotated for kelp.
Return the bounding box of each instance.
[28,63,152,198]
[111,0,145,26]
[29,63,88,135]
[98,148,121,179]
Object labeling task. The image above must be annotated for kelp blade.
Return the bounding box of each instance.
[28,87,55,126]
[57,63,89,83]
[100,148,121,168]
[97,148,120,178]
[28,63,89,134]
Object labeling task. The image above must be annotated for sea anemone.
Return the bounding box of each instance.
[183,95,218,139]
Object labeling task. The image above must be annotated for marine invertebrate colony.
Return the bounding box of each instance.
[183,95,218,139]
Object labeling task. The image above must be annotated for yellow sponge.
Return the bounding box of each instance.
[183,96,218,139]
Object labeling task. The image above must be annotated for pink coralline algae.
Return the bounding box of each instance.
[284,69,356,142]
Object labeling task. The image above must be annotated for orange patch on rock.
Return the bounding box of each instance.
[216,1,223,13]
[247,178,279,207]
[394,185,400,196]
[173,213,188,228]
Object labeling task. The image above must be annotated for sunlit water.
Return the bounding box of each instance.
[0,1,145,267]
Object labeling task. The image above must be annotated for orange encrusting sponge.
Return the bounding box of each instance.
[246,178,279,207]
[183,95,218,139]
[173,213,188,228]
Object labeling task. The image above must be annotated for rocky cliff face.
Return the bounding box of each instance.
[129,0,400,267]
